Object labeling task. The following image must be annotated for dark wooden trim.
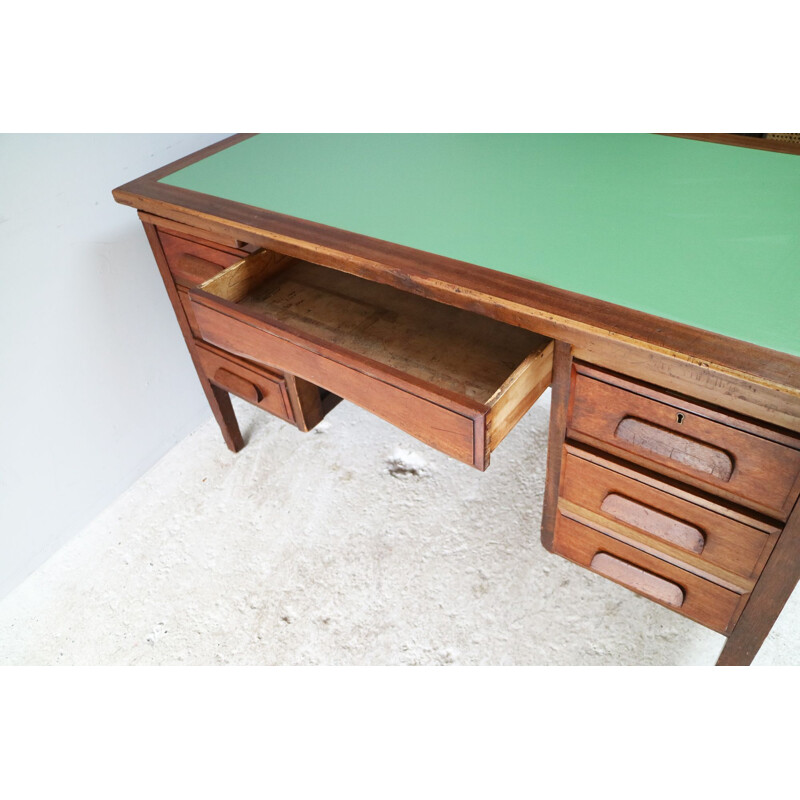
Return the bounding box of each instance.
[663,133,800,156]
[717,496,800,665]
[541,341,573,551]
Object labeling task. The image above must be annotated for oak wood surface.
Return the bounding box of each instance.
[553,513,744,633]
[485,347,554,452]
[575,362,800,448]
[560,449,771,580]
[192,296,482,465]
[614,418,734,482]
[189,290,552,469]
[599,493,705,554]
[563,443,781,533]
[568,367,800,519]
[559,499,754,593]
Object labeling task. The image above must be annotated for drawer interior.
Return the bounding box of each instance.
[193,250,553,467]
[200,252,550,405]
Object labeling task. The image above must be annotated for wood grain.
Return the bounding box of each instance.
[212,257,550,404]
[192,297,482,465]
[486,343,554,452]
[553,513,745,633]
[614,417,734,482]
[590,552,685,608]
[194,343,294,423]
[158,229,248,287]
[568,366,800,519]
[541,341,574,551]
[599,493,706,555]
[142,221,244,453]
[559,499,753,593]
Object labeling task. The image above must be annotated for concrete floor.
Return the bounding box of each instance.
[1,391,798,666]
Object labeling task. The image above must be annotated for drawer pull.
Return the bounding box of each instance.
[590,552,685,608]
[213,368,263,404]
[600,493,706,554]
[615,417,734,481]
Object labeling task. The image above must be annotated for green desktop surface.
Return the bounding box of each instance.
[161,134,800,357]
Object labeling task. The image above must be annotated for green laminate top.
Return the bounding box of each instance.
[161,134,800,357]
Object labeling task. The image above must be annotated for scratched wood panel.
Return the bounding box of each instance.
[568,366,800,519]
[158,230,248,288]
[559,449,773,580]
[191,251,553,468]
[194,343,294,424]
[232,259,548,404]
[553,513,744,633]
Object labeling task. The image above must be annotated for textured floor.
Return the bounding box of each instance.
[1,391,798,666]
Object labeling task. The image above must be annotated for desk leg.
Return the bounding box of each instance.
[142,221,244,453]
[717,499,800,665]
[541,340,573,551]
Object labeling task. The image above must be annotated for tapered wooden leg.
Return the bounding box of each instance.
[541,341,573,552]
[205,383,244,452]
[141,220,246,453]
[716,499,800,665]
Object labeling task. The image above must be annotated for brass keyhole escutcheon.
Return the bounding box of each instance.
[676,413,685,425]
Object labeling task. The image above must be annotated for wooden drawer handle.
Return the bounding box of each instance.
[600,493,706,554]
[213,368,263,404]
[590,552,685,608]
[615,417,734,481]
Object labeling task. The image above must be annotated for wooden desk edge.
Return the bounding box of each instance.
[112,136,800,432]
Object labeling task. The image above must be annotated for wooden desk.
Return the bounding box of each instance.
[113,133,800,665]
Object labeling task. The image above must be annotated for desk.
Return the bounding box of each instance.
[113,133,800,665]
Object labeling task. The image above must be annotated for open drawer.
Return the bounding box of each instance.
[189,249,553,469]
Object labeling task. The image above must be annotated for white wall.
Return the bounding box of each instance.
[0,134,231,599]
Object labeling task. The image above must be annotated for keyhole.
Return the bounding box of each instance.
[676,413,685,425]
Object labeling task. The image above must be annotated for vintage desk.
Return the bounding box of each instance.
[113,133,800,665]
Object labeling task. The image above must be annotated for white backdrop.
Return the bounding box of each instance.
[0,134,230,599]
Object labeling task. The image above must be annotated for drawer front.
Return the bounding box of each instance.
[159,230,247,288]
[195,344,294,424]
[568,368,800,518]
[191,299,479,465]
[553,513,744,633]
[560,449,773,581]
